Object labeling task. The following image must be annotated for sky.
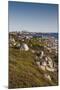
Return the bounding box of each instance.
[8,1,58,33]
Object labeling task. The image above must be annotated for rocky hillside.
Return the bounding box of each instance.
[9,32,58,88]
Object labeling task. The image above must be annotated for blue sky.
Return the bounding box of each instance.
[8,1,58,32]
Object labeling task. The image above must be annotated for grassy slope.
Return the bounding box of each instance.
[9,47,58,88]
